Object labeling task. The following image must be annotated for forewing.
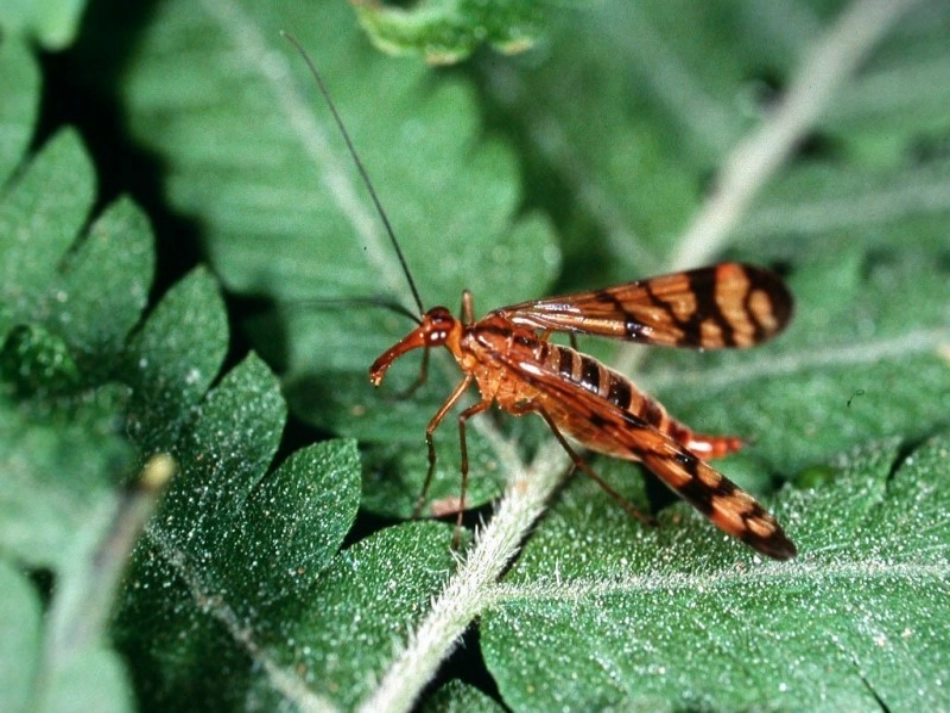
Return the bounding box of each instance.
[495,263,793,349]
[502,354,796,560]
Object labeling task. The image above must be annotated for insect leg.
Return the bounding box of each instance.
[415,373,475,518]
[453,398,493,547]
[532,406,655,526]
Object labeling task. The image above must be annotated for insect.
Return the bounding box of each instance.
[285,34,797,561]
[369,264,797,560]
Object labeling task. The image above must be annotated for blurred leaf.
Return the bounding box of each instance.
[121,0,558,312]
[0,366,132,570]
[353,0,545,64]
[0,127,156,712]
[0,34,40,184]
[40,647,134,713]
[482,434,950,711]
[482,1,950,285]
[0,556,135,713]
[0,0,90,49]
[0,129,95,338]
[0,559,41,713]
[0,127,151,569]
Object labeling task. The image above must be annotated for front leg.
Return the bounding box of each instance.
[414,374,475,518]
[452,398,493,547]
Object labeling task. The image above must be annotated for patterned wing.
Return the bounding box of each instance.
[495,263,793,349]
[500,353,796,560]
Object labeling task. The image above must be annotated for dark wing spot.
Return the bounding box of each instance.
[671,456,739,517]
[745,267,795,339]
[743,527,798,560]
[687,271,737,347]
[594,288,622,305]
[674,450,700,476]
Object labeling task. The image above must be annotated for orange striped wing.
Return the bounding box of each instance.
[500,351,796,560]
[495,263,793,349]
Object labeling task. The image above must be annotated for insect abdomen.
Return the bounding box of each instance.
[546,344,742,459]
[550,345,667,427]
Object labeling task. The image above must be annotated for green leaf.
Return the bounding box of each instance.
[0,34,40,184]
[0,559,41,713]
[0,107,410,711]
[108,267,424,713]
[147,354,288,558]
[0,128,151,570]
[114,403,454,711]
[0,126,161,713]
[48,197,154,374]
[0,0,90,49]
[0,129,96,339]
[353,0,545,64]
[481,434,950,711]
[359,431,508,518]
[0,368,132,570]
[39,647,135,713]
[422,679,507,712]
[0,65,351,712]
[0,128,153,377]
[286,522,459,710]
[121,267,228,452]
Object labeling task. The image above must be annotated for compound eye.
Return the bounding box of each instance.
[429,307,452,324]
[423,307,454,345]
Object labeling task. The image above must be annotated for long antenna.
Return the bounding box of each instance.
[281,31,426,316]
